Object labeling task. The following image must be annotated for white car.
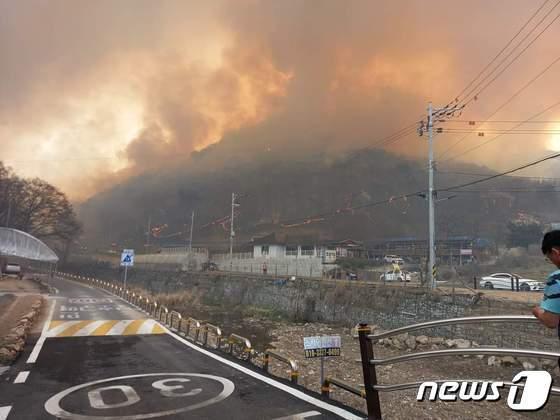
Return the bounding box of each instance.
[380,270,411,282]
[480,273,544,291]
[383,255,404,265]
[2,263,23,279]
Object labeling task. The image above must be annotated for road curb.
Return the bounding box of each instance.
[0,296,43,365]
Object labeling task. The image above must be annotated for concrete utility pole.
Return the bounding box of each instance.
[188,211,194,253]
[427,102,436,290]
[146,215,152,248]
[230,193,235,270]
[422,101,464,290]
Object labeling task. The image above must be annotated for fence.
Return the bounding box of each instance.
[341,316,560,419]
[53,271,298,392]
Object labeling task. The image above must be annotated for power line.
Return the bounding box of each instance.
[438,52,560,159]
[440,120,560,124]
[447,189,560,193]
[453,0,552,103]
[438,129,560,134]
[441,98,560,163]
[439,151,560,192]
[459,0,560,106]
[436,170,560,181]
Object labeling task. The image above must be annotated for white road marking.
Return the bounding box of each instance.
[44,373,235,420]
[72,320,106,336]
[0,366,9,376]
[0,406,11,420]
[137,319,158,334]
[164,328,363,420]
[27,300,55,364]
[13,371,30,384]
[273,411,322,420]
[46,320,82,336]
[106,320,134,335]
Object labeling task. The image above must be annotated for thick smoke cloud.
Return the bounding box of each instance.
[1,0,560,199]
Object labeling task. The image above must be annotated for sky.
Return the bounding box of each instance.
[2,0,560,200]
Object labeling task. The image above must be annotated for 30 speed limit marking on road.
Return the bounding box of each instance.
[44,373,235,419]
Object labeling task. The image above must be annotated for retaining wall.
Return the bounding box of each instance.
[60,261,558,350]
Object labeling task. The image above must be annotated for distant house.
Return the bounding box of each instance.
[249,234,368,263]
[323,239,366,259]
[251,233,326,260]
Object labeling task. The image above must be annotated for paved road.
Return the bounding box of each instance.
[0,276,364,419]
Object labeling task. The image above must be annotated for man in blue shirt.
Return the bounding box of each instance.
[532,230,560,329]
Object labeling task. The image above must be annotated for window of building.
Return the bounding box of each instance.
[301,245,314,256]
[261,245,269,255]
[286,246,298,256]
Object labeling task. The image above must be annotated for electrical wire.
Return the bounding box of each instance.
[453,0,552,103]
[438,52,560,159]
[459,0,560,106]
[441,99,560,163]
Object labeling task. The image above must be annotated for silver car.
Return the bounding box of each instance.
[480,273,544,291]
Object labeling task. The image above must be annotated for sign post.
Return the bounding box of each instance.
[120,249,135,290]
[303,335,341,386]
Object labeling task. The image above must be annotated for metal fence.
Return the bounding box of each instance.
[351,316,560,419]
[54,271,299,388]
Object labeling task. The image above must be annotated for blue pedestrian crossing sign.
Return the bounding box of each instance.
[120,249,135,267]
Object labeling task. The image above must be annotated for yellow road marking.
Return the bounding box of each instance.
[90,320,120,336]
[122,319,145,335]
[48,320,65,330]
[46,320,166,337]
[56,320,97,337]
[152,324,165,334]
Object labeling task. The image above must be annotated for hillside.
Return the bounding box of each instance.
[78,147,559,251]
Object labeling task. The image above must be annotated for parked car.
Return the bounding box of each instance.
[383,255,404,265]
[2,263,23,279]
[201,262,219,272]
[380,270,411,282]
[346,272,358,280]
[479,273,544,291]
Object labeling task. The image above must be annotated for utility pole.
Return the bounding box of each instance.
[146,215,152,249]
[420,101,464,290]
[229,193,235,270]
[188,211,194,253]
[5,200,11,228]
[427,102,436,290]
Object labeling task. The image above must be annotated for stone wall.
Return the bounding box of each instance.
[60,261,558,350]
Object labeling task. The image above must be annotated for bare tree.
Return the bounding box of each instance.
[0,162,82,258]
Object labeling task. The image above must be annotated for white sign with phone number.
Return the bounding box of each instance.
[303,335,341,358]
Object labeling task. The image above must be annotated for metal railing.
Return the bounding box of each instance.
[183,317,202,343]
[322,377,365,399]
[263,350,298,383]
[228,333,253,360]
[53,272,298,386]
[356,316,560,419]
[169,311,182,330]
[202,323,222,349]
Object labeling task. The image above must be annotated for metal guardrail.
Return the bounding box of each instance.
[228,333,253,360]
[183,317,202,342]
[202,323,222,349]
[369,315,539,341]
[322,377,365,399]
[263,350,298,383]
[54,272,301,385]
[356,316,560,419]
[169,310,182,330]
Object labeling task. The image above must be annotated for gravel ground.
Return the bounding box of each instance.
[266,322,560,419]
[0,276,42,293]
[0,294,41,342]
